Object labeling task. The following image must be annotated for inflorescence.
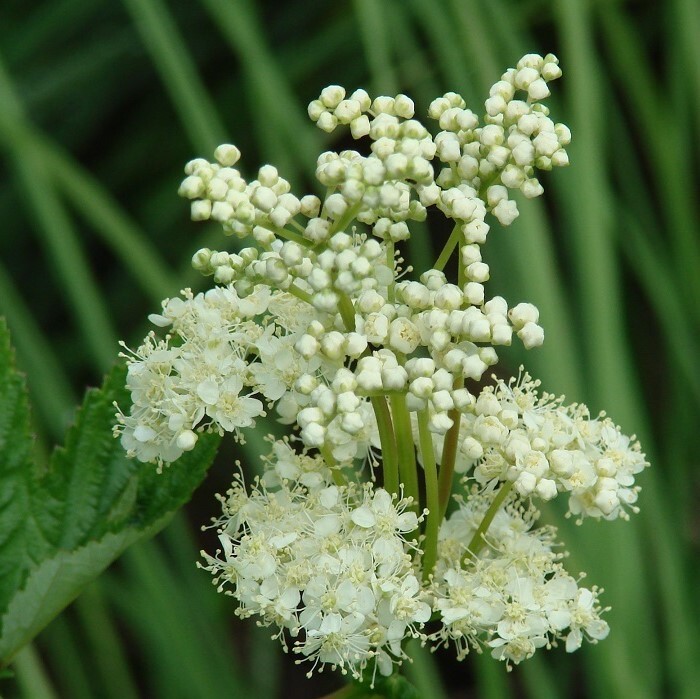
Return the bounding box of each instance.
[115,53,648,684]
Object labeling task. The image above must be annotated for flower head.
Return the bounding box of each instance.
[117,52,647,684]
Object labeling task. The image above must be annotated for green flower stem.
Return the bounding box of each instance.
[286,283,314,305]
[389,393,419,510]
[337,292,357,331]
[386,239,395,303]
[417,409,439,581]
[372,395,399,495]
[433,223,461,271]
[330,201,363,236]
[437,407,461,518]
[269,223,314,248]
[290,219,308,235]
[465,480,514,560]
[457,238,466,288]
[358,388,408,398]
[321,444,347,486]
[335,290,399,495]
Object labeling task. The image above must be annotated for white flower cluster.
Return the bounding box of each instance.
[178,146,313,243]
[308,53,568,229]
[157,58,568,462]
[202,446,609,678]
[429,53,569,227]
[433,492,609,666]
[201,440,428,682]
[114,285,320,467]
[117,53,649,683]
[465,372,647,520]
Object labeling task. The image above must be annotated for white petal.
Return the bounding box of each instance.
[587,619,610,640]
[566,628,583,652]
[197,379,220,405]
[320,612,342,634]
[373,489,393,513]
[319,486,339,509]
[396,512,419,532]
[351,505,376,528]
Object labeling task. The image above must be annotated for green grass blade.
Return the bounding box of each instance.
[473,652,512,699]
[596,4,700,313]
[354,0,398,95]
[2,154,116,370]
[673,0,700,131]
[0,56,118,372]
[0,112,177,302]
[407,0,476,97]
[74,584,140,699]
[622,218,700,403]
[199,0,321,172]
[12,644,59,699]
[554,3,660,697]
[38,616,94,699]
[112,540,252,699]
[3,0,98,65]
[0,263,76,439]
[122,0,227,155]
[403,641,448,699]
[39,134,178,301]
[447,0,584,397]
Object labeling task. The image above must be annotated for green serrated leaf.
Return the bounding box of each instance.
[0,319,48,619]
[0,325,221,666]
[0,532,141,662]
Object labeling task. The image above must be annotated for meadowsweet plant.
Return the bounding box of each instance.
[115,53,648,692]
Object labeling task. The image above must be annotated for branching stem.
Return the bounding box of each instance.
[465,480,514,561]
[371,396,399,496]
[438,407,461,519]
[390,393,419,511]
[433,223,461,271]
[417,409,439,581]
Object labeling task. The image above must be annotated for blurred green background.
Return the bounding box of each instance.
[1,0,698,697]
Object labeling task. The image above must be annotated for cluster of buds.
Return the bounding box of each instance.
[116,54,648,685]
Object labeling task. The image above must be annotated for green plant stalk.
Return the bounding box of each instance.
[336,291,399,495]
[337,292,357,331]
[465,480,514,560]
[389,393,419,509]
[417,409,439,581]
[457,235,466,288]
[386,239,395,303]
[321,444,348,486]
[269,222,315,248]
[330,201,363,237]
[433,223,461,271]
[372,396,399,495]
[437,407,461,518]
[285,283,314,306]
[12,644,59,699]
